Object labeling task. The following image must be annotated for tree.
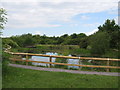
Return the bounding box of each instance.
[78,33,87,38]
[98,19,119,33]
[79,37,88,49]
[0,8,7,33]
[61,34,69,38]
[2,38,19,48]
[1,8,8,77]
[90,31,110,56]
[70,33,77,39]
[98,19,120,49]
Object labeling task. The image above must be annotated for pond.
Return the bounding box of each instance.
[23,52,93,69]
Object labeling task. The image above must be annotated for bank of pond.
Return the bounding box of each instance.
[11,45,119,58]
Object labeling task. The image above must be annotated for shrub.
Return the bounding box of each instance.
[2,52,10,75]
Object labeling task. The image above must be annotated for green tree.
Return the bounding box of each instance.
[98,19,120,49]
[90,31,110,56]
[1,8,8,81]
[78,33,87,38]
[98,19,119,33]
[61,34,69,38]
[79,37,88,49]
[0,8,7,33]
[70,33,77,39]
[2,38,19,48]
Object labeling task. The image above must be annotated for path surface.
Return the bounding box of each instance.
[9,64,120,76]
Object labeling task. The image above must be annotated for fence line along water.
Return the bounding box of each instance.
[8,52,120,72]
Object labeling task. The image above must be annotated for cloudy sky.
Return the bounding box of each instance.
[1,0,119,37]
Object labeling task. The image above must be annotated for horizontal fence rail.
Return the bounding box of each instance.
[8,52,120,72]
[9,58,120,69]
[5,45,120,72]
[9,52,120,61]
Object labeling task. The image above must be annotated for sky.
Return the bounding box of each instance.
[0,0,119,37]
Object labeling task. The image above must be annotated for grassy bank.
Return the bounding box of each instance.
[11,45,119,58]
[2,66,119,88]
[11,45,91,56]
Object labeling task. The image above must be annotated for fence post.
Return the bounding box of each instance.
[78,57,81,70]
[106,58,110,72]
[49,56,52,68]
[26,54,28,65]
[13,54,16,64]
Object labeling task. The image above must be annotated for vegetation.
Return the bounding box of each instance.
[2,19,120,58]
[90,19,120,55]
[0,8,7,32]
[0,8,7,89]
[90,31,110,55]
[1,8,119,88]
[2,52,11,76]
[2,66,119,88]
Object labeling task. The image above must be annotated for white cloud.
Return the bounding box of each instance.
[80,15,90,20]
[1,0,119,2]
[114,16,118,24]
[86,29,98,35]
[1,1,119,29]
[83,23,100,27]
[34,31,42,35]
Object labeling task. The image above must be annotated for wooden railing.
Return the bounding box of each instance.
[8,52,120,72]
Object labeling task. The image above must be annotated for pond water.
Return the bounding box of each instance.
[23,52,93,69]
[22,52,93,69]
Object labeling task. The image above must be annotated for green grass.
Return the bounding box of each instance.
[2,66,119,88]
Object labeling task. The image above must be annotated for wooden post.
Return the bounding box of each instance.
[49,56,52,68]
[78,57,81,70]
[26,55,28,65]
[13,54,16,64]
[106,58,110,72]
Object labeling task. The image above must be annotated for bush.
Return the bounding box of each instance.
[90,32,110,56]
[2,52,10,75]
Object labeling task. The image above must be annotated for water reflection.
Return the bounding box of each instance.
[67,55,82,69]
[29,52,83,69]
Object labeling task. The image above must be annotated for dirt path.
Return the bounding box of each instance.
[9,64,120,76]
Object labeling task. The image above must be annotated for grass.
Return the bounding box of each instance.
[2,66,119,88]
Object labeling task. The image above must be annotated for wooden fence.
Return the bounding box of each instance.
[9,52,120,72]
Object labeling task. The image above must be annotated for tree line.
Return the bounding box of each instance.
[2,19,120,56]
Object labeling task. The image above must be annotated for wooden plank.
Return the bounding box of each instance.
[9,58,120,69]
[11,52,120,61]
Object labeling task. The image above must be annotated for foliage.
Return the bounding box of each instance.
[98,19,119,33]
[98,19,120,49]
[2,52,10,75]
[0,8,7,34]
[79,37,88,49]
[7,32,88,47]
[2,38,19,48]
[2,19,120,58]
[90,31,110,56]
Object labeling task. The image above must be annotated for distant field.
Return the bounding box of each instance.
[2,66,119,88]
